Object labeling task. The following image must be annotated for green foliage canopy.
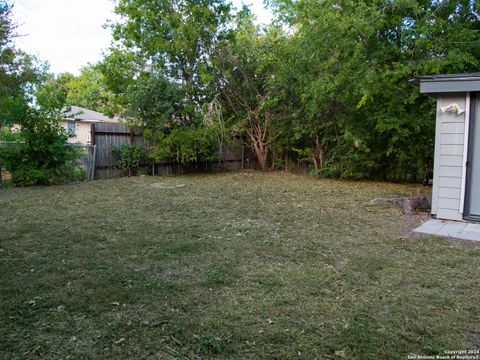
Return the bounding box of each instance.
[111,0,233,121]
[98,0,480,181]
[266,0,480,179]
[0,2,82,186]
[35,65,120,116]
[0,2,44,127]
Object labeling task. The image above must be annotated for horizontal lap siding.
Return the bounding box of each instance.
[439,155,463,166]
[432,95,466,221]
[437,176,462,189]
[436,208,464,221]
[439,166,462,178]
[438,187,461,200]
[437,197,461,210]
[440,133,465,145]
[440,144,464,156]
[441,122,465,133]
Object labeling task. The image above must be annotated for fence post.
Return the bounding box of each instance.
[91,145,97,181]
[91,123,96,146]
[0,131,2,187]
[90,124,96,181]
[241,142,245,170]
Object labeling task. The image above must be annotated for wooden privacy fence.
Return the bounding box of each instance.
[91,123,247,180]
[75,144,96,181]
[91,123,145,179]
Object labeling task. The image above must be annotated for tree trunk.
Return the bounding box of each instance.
[247,121,269,172]
[422,163,429,186]
[313,135,325,171]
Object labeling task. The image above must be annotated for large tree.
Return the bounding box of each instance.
[66,65,120,115]
[269,0,480,180]
[100,0,480,179]
[0,2,43,127]
[0,2,82,185]
[110,0,233,122]
[97,0,235,166]
[35,65,121,116]
[216,9,288,171]
[35,72,74,112]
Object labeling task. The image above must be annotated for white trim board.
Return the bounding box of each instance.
[459,92,471,214]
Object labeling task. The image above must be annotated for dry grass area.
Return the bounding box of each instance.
[0,171,479,359]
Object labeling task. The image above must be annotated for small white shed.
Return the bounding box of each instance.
[415,73,480,222]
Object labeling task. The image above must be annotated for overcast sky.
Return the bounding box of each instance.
[13,0,273,75]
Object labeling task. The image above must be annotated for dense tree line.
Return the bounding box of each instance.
[94,0,480,181]
[5,1,480,182]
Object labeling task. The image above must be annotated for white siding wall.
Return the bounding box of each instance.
[432,94,467,221]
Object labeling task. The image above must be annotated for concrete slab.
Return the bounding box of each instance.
[414,219,480,241]
[413,219,445,234]
[436,221,467,237]
[459,231,480,241]
[465,223,480,232]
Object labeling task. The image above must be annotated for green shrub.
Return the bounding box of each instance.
[116,144,143,176]
[151,125,219,165]
[73,166,86,182]
[0,110,81,186]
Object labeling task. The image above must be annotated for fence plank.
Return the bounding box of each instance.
[95,123,131,134]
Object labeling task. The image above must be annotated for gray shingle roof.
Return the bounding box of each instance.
[63,106,120,123]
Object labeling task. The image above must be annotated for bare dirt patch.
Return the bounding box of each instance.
[150,181,186,189]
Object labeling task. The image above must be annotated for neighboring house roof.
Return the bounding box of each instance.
[410,73,480,95]
[63,106,120,123]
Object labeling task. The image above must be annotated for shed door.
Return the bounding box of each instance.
[465,93,480,220]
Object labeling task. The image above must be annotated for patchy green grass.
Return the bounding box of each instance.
[0,171,479,359]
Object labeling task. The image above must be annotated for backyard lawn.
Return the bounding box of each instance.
[1,171,479,359]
